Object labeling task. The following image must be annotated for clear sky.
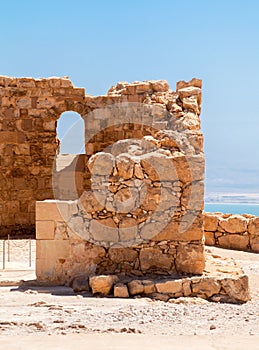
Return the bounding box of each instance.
[1,0,259,194]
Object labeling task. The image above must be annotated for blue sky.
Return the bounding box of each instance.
[1,0,259,193]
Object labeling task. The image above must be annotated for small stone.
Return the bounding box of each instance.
[128,280,144,295]
[114,283,129,298]
[89,275,119,295]
[155,280,183,295]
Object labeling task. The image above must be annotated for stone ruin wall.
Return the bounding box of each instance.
[0,76,203,240]
[204,212,259,253]
[0,75,205,281]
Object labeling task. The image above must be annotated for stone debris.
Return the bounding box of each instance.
[69,250,250,303]
[89,275,119,295]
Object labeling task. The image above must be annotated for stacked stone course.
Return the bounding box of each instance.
[204,212,259,252]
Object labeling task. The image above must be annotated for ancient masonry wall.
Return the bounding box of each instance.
[0,76,203,239]
[33,77,205,282]
[204,212,259,253]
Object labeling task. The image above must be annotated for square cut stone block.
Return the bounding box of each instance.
[36,220,55,240]
[36,200,76,222]
[36,239,70,261]
[36,239,70,282]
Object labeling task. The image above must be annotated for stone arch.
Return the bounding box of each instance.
[57,111,85,154]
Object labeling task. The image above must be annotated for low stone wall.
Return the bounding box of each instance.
[36,200,204,284]
[204,212,259,253]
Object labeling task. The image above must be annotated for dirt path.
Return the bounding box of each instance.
[0,245,258,349]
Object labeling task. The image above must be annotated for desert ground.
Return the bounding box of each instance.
[0,241,258,349]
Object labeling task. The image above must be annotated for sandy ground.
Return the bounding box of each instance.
[0,242,258,349]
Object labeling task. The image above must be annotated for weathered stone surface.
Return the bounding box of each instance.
[248,217,259,236]
[128,280,144,295]
[78,191,105,213]
[218,234,249,251]
[116,154,134,179]
[250,235,259,252]
[204,214,218,232]
[220,275,250,303]
[21,76,206,281]
[89,275,119,295]
[88,152,114,176]
[139,248,172,272]
[108,248,138,263]
[142,280,156,294]
[140,152,176,182]
[175,243,205,274]
[204,231,215,246]
[89,218,119,243]
[219,215,247,233]
[155,280,182,294]
[191,278,221,298]
[114,283,129,298]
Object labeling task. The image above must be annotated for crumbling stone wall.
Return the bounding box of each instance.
[0,75,206,279]
[0,76,204,240]
[0,76,86,237]
[204,212,259,252]
[34,77,205,282]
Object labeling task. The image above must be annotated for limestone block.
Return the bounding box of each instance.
[55,222,69,240]
[119,217,138,241]
[140,152,177,182]
[114,187,139,213]
[204,214,218,232]
[249,235,259,253]
[150,80,169,92]
[182,97,199,114]
[89,275,119,295]
[16,97,32,108]
[67,216,89,241]
[248,217,259,236]
[218,234,249,251]
[114,283,129,298]
[155,280,183,294]
[178,86,201,101]
[175,243,205,274]
[108,248,138,264]
[116,154,134,179]
[36,220,55,240]
[36,240,70,282]
[139,247,172,271]
[89,218,119,243]
[220,275,250,303]
[151,214,203,242]
[219,215,247,234]
[204,231,215,246]
[36,201,70,222]
[88,152,114,176]
[191,277,221,298]
[176,78,202,90]
[78,190,105,214]
[36,239,70,261]
[142,280,156,294]
[128,280,144,295]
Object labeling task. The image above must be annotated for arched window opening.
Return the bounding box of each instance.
[57,111,85,154]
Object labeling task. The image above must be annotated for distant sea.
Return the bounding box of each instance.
[204,203,259,216]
